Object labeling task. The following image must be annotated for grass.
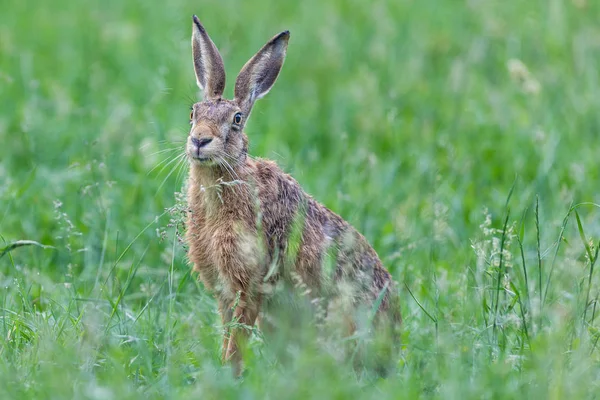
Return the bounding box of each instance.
[1,0,600,397]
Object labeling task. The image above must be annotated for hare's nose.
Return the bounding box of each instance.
[192,137,212,148]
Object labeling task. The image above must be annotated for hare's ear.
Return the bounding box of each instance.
[234,30,290,116]
[192,15,226,100]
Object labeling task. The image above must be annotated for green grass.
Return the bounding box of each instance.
[2,0,600,397]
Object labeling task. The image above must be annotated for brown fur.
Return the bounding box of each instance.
[185,16,401,376]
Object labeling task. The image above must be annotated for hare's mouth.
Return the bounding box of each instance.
[187,147,211,162]
[188,154,214,166]
[192,156,212,164]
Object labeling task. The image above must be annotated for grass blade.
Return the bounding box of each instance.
[535,196,542,316]
[542,203,572,306]
[0,240,55,260]
[583,240,599,325]
[493,209,510,340]
[404,282,437,324]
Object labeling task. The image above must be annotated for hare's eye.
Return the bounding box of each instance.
[233,112,242,125]
[189,111,194,120]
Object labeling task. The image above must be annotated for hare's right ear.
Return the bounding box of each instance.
[191,15,226,100]
[234,31,290,117]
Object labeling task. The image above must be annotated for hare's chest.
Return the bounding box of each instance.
[186,209,215,281]
[186,208,251,292]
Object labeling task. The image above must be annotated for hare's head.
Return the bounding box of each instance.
[187,15,289,167]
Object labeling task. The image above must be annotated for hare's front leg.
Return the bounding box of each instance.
[223,292,260,376]
[218,299,234,361]
[214,228,263,376]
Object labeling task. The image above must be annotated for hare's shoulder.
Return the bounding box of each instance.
[252,158,304,204]
[251,157,348,229]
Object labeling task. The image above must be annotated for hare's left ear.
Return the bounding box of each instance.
[234,31,290,116]
[192,15,226,100]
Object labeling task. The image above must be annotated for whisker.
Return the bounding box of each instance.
[155,154,187,196]
[215,152,241,182]
[217,155,235,175]
[220,160,239,182]
[174,126,193,135]
[157,139,186,144]
[147,153,181,176]
[226,155,245,179]
[175,156,189,188]
[216,160,243,196]
[214,156,233,177]
[145,147,184,157]
[183,93,197,108]
[211,151,238,178]
[243,151,259,161]
[150,152,186,177]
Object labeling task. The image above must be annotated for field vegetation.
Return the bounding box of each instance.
[1,0,600,398]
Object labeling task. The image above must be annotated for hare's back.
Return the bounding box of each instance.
[252,159,393,303]
[253,159,305,251]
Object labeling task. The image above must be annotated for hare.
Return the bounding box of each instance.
[184,15,401,376]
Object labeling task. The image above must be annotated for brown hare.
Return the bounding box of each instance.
[184,15,401,376]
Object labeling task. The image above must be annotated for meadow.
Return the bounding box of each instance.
[2,0,600,398]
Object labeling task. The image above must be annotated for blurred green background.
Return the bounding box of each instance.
[2,0,600,398]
